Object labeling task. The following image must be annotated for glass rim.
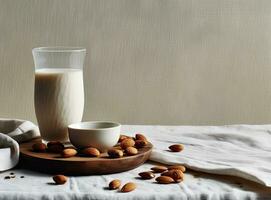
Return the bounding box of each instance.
[32,46,86,53]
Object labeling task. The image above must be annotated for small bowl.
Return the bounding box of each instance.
[68,121,121,150]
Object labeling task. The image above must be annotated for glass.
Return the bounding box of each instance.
[32,47,86,142]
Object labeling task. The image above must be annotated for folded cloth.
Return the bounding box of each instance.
[0,118,39,171]
[122,125,271,187]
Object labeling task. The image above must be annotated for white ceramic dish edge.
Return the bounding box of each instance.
[68,121,121,151]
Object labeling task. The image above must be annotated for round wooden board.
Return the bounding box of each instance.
[19,138,152,175]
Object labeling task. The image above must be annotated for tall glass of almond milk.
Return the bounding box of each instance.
[32,47,86,142]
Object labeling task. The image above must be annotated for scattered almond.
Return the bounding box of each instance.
[135,140,148,148]
[138,171,155,179]
[32,142,47,152]
[61,148,77,158]
[155,176,174,184]
[120,138,135,149]
[151,166,168,173]
[121,182,136,193]
[109,179,121,190]
[47,141,64,153]
[108,149,124,158]
[167,165,186,172]
[53,175,68,185]
[161,170,184,181]
[135,133,147,141]
[169,144,184,152]
[81,147,100,157]
[125,147,138,156]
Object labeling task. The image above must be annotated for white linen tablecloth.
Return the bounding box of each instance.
[1,124,271,200]
[135,124,271,187]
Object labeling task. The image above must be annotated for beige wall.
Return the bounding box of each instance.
[1,0,271,125]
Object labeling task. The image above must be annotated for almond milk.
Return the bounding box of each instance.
[34,68,84,142]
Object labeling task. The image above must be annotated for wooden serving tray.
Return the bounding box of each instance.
[19,138,152,175]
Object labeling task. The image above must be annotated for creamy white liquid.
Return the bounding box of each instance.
[34,68,84,142]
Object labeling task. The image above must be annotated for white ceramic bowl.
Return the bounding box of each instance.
[68,121,121,150]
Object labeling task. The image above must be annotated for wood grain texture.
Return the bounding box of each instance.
[19,138,152,175]
[1,0,271,125]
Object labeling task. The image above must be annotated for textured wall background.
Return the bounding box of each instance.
[1,0,271,125]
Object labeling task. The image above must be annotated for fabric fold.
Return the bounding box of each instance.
[0,118,40,171]
[122,124,271,187]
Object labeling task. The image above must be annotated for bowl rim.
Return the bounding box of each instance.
[68,121,121,131]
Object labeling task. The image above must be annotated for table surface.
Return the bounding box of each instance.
[1,164,271,200]
[1,125,271,200]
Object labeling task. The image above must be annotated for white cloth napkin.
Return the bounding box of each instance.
[0,118,39,171]
[122,124,271,187]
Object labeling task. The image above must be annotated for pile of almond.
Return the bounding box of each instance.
[139,165,186,184]
[107,133,148,158]
[31,133,149,159]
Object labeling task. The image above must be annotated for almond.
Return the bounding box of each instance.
[108,149,123,158]
[113,145,123,150]
[32,142,47,152]
[47,141,64,153]
[109,179,121,190]
[125,147,138,156]
[135,140,148,148]
[155,176,174,184]
[121,182,136,192]
[53,175,68,185]
[135,133,147,141]
[151,166,168,173]
[81,147,100,157]
[161,170,184,181]
[174,178,183,183]
[167,165,186,172]
[120,138,135,149]
[169,144,184,152]
[138,171,155,179]
[118,135,129,143]
[61,148,77,158]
